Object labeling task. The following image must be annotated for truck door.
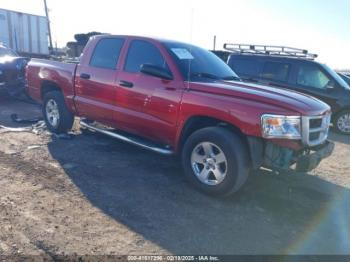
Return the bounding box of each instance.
[115,39,182,144]
[74,37,125,125]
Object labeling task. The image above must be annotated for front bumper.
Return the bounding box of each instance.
[0,77,26,94]
[248,137,335,173]
[295,140,335,172]
[0,68,25,92]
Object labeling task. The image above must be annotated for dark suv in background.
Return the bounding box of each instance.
[0,44,28,96]
[224,44,350,134]
[337,72,350,86]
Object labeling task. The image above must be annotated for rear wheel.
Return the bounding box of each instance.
[333,110,350,135]
[42,91,74,133]
[182,127,250,196]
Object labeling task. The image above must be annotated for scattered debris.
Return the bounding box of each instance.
[0,121,47,135]
[0,119,76,140]
[48,162,60,169]
[11,114,43,124]
[51,132,74,140]
[27,145,42,150]
[0,125,32,133]
[31,121,47,135]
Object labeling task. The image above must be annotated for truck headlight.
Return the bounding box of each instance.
[261,114,301,139]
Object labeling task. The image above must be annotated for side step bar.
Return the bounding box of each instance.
[80,120,174,155]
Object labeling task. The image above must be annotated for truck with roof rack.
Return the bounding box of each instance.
[225,44,350,135]
[26,35,334,196]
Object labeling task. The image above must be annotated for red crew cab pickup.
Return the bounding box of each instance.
[26,35,334,196]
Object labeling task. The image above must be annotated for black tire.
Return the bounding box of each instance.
[181,127,250,196]
[333,110,350,135]
[42,91,74,133]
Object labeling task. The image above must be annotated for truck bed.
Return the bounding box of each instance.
[26,59,77,112]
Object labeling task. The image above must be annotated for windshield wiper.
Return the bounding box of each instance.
[190,72,220,80]
[190,72,242,82]
[221,76,242,81]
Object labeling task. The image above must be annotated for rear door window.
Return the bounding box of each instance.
[229,58,259,76]
[297,64,330,90]
[124,40,169,73]
[261,62,290,82]
[90,38,125,70]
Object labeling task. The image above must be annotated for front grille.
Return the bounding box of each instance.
[302,113,331,146]
[309,118,322,129]
[309,132,321,141]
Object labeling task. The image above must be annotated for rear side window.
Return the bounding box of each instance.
[261,62,290,82]
[124,40,169,73]
[229,58,259,76]
[90,38,125,70]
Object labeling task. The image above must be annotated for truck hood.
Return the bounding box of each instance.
[188,80,330,116]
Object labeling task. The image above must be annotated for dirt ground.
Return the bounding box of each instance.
[0,92,349,258]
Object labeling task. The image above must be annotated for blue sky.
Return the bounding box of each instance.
[260,0,349,42]
[1,0,349,69]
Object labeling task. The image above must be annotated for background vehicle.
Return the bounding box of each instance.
[225,44,350,135]
[337,72,350,86]
[210,50,231,62]
[26,35,334,196]
[0,44,28,96]
[0,8,49,57]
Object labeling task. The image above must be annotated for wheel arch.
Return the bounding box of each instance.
[178,115,245,150]
[177,115,264,169]
[333,107,350,116]
[40,80,62,99]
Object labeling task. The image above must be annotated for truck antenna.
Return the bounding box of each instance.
[187,8,195,91]
[43,0,54,54]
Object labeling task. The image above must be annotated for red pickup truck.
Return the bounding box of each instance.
[26,35,334,196]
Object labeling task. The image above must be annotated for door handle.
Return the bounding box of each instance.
[119,80,134,88]
[80,73,91,80]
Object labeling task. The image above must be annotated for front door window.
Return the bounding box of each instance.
[297,64,330,89]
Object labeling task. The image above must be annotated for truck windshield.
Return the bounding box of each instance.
[0,47,17,57]
[338,73,350,86]
[163,41,240,82]
[322,64,350,90]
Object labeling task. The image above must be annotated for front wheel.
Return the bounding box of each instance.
[333,110,350,135]
[42,91,74,133]
[181,127,250,196]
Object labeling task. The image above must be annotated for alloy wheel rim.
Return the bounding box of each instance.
[46,99,60,128]
[337,114,350,133]
[191,142,227,186]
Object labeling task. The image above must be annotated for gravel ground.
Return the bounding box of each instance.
[0,93,349,258]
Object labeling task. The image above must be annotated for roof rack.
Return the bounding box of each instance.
[223,44,318,60]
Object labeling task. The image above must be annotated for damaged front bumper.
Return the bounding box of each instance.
[294,140,334,172]
[247,137,335,173]
[0,69,26,95]
[0,77,26,95]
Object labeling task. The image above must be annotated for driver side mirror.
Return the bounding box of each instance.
[140,64,173,80]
